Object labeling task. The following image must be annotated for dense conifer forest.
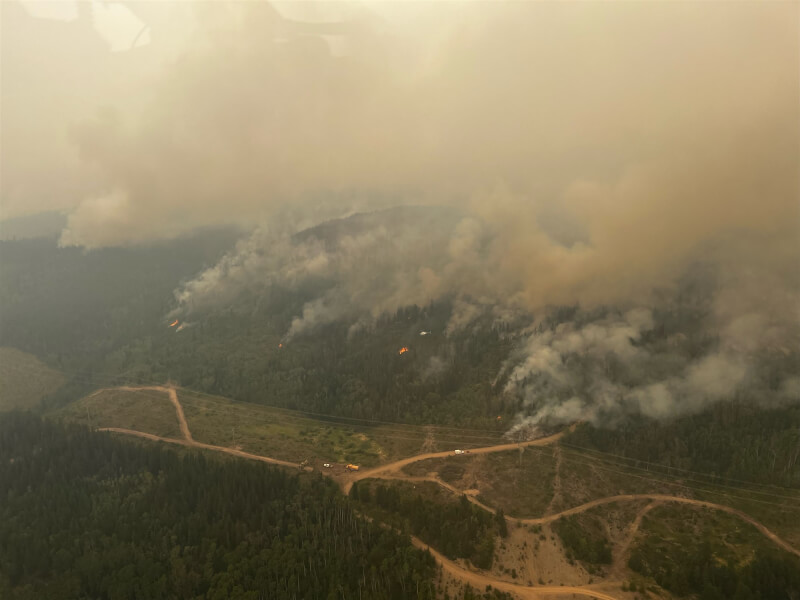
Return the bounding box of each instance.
[629,527,800,598]
[0,236,518,427]
[0,414,437,599]
[351,481,507,570]
[565,403,800,488]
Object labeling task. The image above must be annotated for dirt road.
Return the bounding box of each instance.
[360,474,800,559]
[109,385,194,442]
[544,445,562,516]
[99,427,300,468]
[611,501,660,576]
[167,386,193,442]
[372,474,499,512]
[93,385,800,600]
[516,493,800,559]
[411,536,620,600]
[344,431,565,494]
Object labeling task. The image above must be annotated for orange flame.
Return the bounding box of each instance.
[398,347,409,355]
[169,320,179,327]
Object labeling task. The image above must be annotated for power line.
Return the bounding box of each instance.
[557,450,800,511]
[560,441,800,493]
[74,384,508,444]
[77,382,800,508]
[557,446,800,502]
[10,360,800,499]
[7,360,513,436]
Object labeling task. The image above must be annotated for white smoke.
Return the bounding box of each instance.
[504,276,800,436]
[172,207,507,339]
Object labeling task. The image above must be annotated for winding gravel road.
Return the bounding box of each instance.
[95,385,800,600]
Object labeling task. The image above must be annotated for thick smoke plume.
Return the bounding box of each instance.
[4,1,798,425]
[503,241,800,433]
[172,206,494,337]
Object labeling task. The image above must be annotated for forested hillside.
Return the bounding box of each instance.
[627,504,800,598]
[0,231,520,426]
[116,301,520,425]
[0,414,437,600]
[1,224,798,484]
[565,402,800,488]
[0,230,240,372]
[351,480,507,570]
[0,347,64,411]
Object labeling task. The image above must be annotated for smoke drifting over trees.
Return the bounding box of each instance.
[3,1,798,428]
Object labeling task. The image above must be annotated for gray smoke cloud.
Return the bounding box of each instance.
[4,1,798,425]
[172,205,499,338]
[504,249,800,434]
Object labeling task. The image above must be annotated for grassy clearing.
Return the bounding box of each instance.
[555,447,800,549]
[57,388,183,438]
[176,389,489,466]
[634,503,770,562]
[0,347,64,411]
[55,384,487,467]
[692,487,800,549]
[591,499,653,532]
[402,446,557,518]
[519,500,649,579]
[555,448,692,510]
[178,389,495,466]
[472,447,557,518]
[179,390,383,465]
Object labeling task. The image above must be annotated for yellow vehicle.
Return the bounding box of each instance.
[345,464,360,472]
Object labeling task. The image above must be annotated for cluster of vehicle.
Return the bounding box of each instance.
[321,462,360,471]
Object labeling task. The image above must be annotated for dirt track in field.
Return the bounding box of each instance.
[94,385,800,600]
[412,536,621,600]
[343,431,565,495]
[97,426,300,468]
[611,501,660,577]
[359,473,800,559]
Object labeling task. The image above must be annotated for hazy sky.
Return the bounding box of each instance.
[3,1,798,427]
[3,2,798,307]
[18,0,150,50]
